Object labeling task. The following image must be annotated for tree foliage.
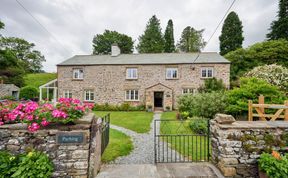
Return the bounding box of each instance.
[245,64,288,92]
[225,78,287,116]
[19,86,39,100]
[92,30,134,55]
[225,39,288,80]
[137,15,164,53]
[219,11,244,55]
[198,77,226,93]
[164,19,175,53]
[267,0,288,40]
[177,26,206,52]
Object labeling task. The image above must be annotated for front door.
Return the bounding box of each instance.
[154,92,163,108]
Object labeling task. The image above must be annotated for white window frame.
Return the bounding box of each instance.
[73,68,84,79]
[182,88,196,94]
[126,68,138,79]
[63,90,72,98]
[84,90,94,102]
[166,68,178,79]
[125,90,139,101]
[201,67,214,78]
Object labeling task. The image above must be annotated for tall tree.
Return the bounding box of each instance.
[177,26,206,52]
[0,37,45,73]
[267,0,288,40]
[164,19,175,53]
[137,15,164,53]
[92,30,134,55]
[219,11,244,56]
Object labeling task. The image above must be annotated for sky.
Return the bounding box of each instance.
[0,0,278,72]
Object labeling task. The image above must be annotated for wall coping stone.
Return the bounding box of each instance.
[211,120,288,129]
[214,114,235,124]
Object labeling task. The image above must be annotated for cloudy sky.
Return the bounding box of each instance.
[0,0,278,72]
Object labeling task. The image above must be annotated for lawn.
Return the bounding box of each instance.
[94,111,154,133]
[160,111,210,161]
[101,128,133,163]
[24,73,57,89]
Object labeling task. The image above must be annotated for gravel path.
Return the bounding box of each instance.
[109,112,182,164]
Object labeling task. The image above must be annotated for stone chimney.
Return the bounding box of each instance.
[111,43,121,57]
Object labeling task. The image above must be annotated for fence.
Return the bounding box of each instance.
[248,95,288,121]
[101,113,110,155]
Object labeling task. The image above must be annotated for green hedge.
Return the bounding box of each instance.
[19,86,39,100]
[93,103,145,111]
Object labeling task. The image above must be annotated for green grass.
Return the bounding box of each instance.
[160,111,210,161]
[94,111,154,133]
[24,73,57,89]
[101,128,133,163]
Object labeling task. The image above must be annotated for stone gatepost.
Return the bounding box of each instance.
[210,114,288,178]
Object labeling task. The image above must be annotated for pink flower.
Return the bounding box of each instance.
[72,99,80,104]
[52,110,68,119]
[75,105,85,112]
[28,122,40,132]
[26,115,34,121]
[0,121,4,125]
[41,119,49,126]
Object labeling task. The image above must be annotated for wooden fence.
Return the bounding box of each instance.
[248,95,288,121]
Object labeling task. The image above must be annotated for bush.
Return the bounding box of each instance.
[225,77,287,116]
[258,152,288,178]
[93,103,145,111]
[198,77,226,93]
[189,117,208,134]
[19,86,39,100]
[0,150,53,178]
[0,95,16,100]
[178,91,227,118]
[244,64,288,92]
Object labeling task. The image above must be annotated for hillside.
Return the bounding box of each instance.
[24,73,57,89]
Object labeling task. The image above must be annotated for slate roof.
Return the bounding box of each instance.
[57,52,230,66]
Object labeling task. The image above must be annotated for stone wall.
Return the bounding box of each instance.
[0,113,103,178]
[57,63,230,109]
[211,114,288,178]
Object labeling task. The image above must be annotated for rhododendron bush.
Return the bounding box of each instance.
[0,98,94,132]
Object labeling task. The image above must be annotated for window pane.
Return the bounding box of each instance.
[131,90,134,100]
[183,89,187,94]
[173,70,177,78]
[135,90,138,100]
[208,69,213,77]
[202,69,206,77]
[90,92,94,100]
[133,69,137,78]
[69,93,72,98]
[126,90,130,100]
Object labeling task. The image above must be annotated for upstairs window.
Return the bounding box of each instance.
[166,68,178,79]
[201,67,213,78]
[63,90,72,98]
[125,90,139,101]
[126,68,138,79]
[73,69,84,79]
[84,90,94,101]
[182,88,196,94]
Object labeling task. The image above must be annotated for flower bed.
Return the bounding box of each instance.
[0,98,94,132]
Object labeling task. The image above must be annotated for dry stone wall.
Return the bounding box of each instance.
[211,114,288,178]
[0,113,102,178]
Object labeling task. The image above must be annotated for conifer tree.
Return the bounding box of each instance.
[137,15,164,53]
[267,0,288,40]
[164,19,175,53]
[177,26,206,52]
[219,11,244,56]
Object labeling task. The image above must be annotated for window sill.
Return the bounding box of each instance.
[124,100,140,102]
[166,78,179,80]
[126,78,138,81]
[72,79,84,81]
[200,77,213,80]
[83,100,94,103]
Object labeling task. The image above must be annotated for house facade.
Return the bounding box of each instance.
[0,83,20,100]
[57,46,230,110]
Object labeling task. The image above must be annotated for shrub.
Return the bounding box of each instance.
[19,86,38,100]
[93,103,145,111]
[258,152,288,178]
[0,95,16,100]
[180,111,189,120]
[198,77,226,93]
[225,77,287,116]
[0,150,53,178]
[178,91,227,118]
[189,117,208,134]
[245,64,288,92]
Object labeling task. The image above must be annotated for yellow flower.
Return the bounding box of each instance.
[27,152,34,157]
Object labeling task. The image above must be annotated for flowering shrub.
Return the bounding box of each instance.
[0,98,94,132]
[245,64,288,92]
[258,151,288,178]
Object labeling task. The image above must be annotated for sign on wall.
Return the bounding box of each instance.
[56,132,86,145]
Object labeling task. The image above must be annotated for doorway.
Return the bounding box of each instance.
[154,92,164,108]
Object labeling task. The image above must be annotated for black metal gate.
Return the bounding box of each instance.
[154,119,210,163]
[101,113,110,155]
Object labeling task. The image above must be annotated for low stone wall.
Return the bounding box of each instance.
[0,113,102,178]
[211,114,288,178]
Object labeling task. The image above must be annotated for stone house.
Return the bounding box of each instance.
[57,45,230,110]
[0,83,20,100]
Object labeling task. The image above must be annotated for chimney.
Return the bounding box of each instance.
[111,43,121,57]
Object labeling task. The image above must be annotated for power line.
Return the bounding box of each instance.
[15,0,70,54]
[192,0,237,63]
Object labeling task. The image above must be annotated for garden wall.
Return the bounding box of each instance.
[0,113,103,178]
[211,114,288,178]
